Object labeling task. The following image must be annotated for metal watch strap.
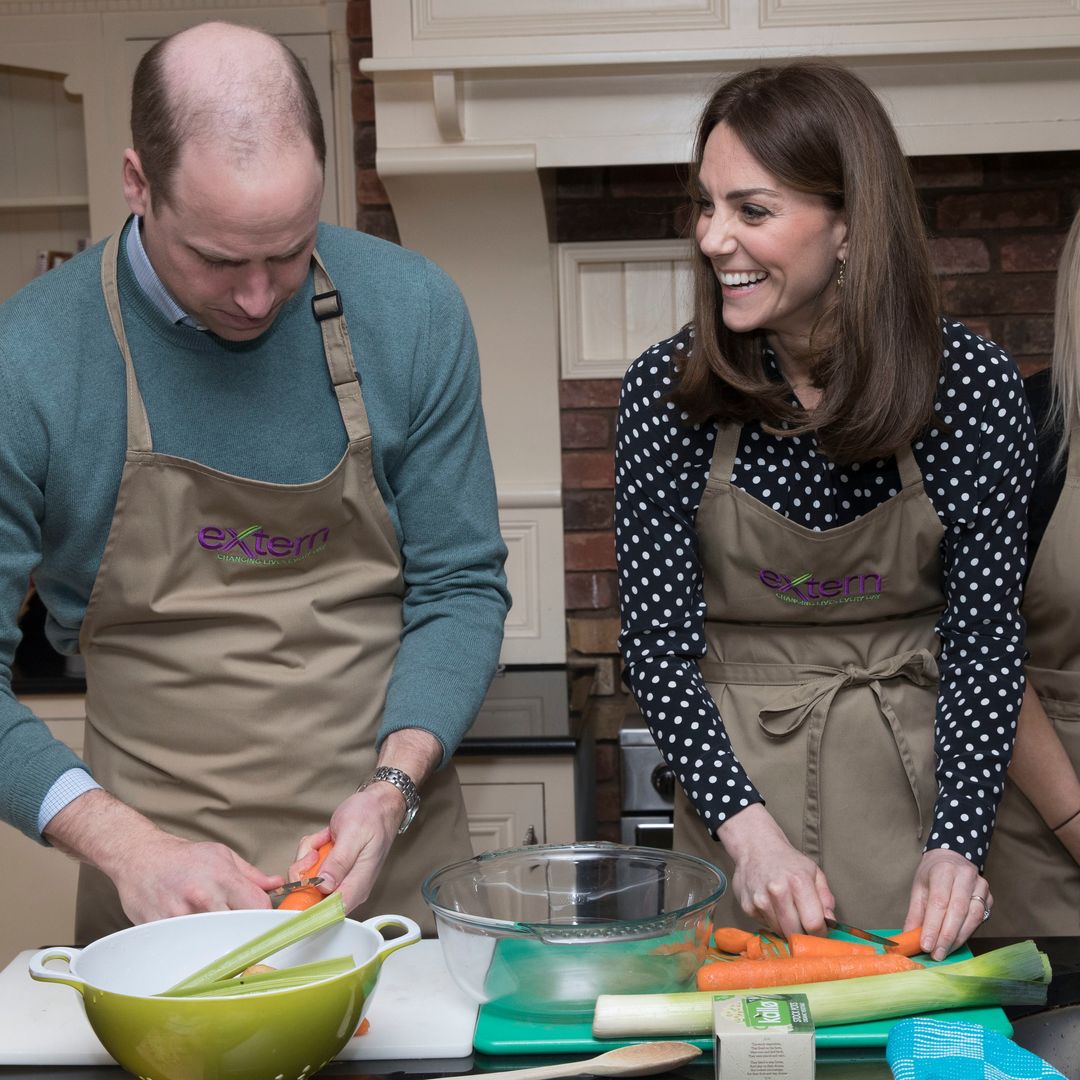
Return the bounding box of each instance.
[360,766,420,834]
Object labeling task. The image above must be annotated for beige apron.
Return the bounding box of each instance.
[673,422,946,929]
[983,424,1080,936]
[73,232,472,944]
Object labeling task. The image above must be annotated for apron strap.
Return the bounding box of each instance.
[896,443,923,490]
[709,424,923,492]
[311,250,371,446]
[101,231,153,454]
[98,230,372,452]
[1067,420,1080,480]
[700,649,939,858]
[708,422,743,487]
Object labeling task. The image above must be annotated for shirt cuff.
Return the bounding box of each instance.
[37,769,102,835]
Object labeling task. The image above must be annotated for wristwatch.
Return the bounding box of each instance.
[360,766,420,834]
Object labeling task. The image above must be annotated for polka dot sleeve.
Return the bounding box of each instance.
[615,322,1035,867]
[615,331,765,833]
[921,326,1034,867]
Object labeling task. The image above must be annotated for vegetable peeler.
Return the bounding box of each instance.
[825,918,899,947]
[267,876,324,909]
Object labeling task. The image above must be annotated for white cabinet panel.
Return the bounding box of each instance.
[559,240,692,380]
[456,754,578,853]
[460,781,544,854]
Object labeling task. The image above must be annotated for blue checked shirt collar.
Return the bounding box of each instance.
[125,216,207,331]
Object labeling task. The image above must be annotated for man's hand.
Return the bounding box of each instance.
[717,803,836,938]
[44,789,283,923]
[904,848,990,960]
[288,728,444,913]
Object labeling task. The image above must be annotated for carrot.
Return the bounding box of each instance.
[760,932,789,958]
[278,841,334,911]
[884,928,925,957]
[712,927,757,954]
[742,935,764,960]
[353,1018,370,1038]
[788,933,876,958]
[695,953,920,991]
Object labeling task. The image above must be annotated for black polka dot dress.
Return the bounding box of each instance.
[615,320,1035,868]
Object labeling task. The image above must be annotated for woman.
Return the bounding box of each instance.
[981,209,1080,935]
[615,61,1035,960]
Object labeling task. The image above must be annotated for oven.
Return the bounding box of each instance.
[619,728,675,849]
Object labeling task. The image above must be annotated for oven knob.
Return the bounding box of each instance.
[651,763,675,801]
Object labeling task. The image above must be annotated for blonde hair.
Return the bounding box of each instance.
[1050,209,1080,469]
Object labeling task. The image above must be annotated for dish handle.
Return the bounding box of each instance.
[359,915,421,964]
[27,947,87,996]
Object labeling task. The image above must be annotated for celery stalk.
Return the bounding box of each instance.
[161,892,346,996]
[169,955,355,998]
[592,940,1050,1038]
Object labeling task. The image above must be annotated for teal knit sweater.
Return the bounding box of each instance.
[0,221,510,840]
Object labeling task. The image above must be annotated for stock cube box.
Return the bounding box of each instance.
[713,993,815,1080]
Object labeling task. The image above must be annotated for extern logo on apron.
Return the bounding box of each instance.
[758,567,883,606]
[196,523,331,566]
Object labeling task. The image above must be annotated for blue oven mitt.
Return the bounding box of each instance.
[886,1018,1066,1080]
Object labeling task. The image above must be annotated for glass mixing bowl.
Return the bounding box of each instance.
[422,842,726,1021]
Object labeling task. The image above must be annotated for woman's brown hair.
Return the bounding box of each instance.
[672,61,940,464]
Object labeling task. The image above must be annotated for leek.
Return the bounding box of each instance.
[161,892,346,996]
[168,955,355,998]
[592,940,1050,1038]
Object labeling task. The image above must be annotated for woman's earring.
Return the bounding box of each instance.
[837,259,846,289]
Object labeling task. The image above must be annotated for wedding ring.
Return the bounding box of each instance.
[971,894,991,922]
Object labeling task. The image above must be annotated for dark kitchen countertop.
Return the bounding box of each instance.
[4,937,1077,1080]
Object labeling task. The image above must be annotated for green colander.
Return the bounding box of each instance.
[29,907,419,1080]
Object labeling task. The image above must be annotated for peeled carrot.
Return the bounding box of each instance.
[788,933,876,958]
[353,1018,371,1038]
[712,927,757,954]
[695,952,920,991]
[885,928,925,957]
[278,841,334,911]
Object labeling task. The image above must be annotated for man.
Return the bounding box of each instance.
[0,21,509,944]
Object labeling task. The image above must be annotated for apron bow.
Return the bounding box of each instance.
[757,647,939,846]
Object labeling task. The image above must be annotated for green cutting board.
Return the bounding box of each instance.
[472,932,1013,1055]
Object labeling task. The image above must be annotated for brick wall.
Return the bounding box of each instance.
[347,0,398,244]
[347,1,1076,844]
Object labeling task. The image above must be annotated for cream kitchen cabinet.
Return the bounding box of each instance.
[457,754,579,855]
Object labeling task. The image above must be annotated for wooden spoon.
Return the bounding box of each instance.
[426,1041,703,1080]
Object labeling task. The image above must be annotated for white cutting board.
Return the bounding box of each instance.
[0,938,478,1064]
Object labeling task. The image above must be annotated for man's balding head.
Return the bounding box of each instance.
[130,21,326,210]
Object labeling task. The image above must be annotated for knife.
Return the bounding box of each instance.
[267,876,324,909]
[824,918,899,947]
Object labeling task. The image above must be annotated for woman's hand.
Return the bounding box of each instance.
[904,848,990,960]
[717,803,835,937]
